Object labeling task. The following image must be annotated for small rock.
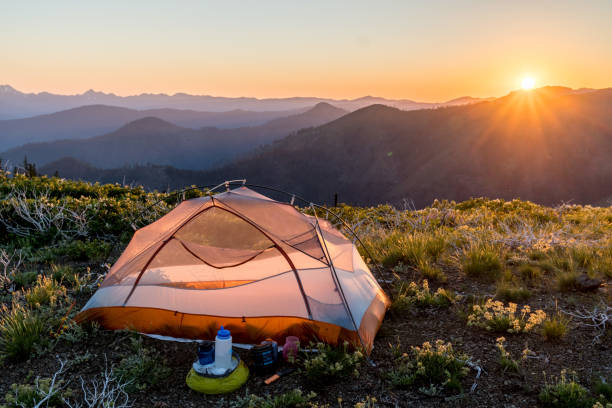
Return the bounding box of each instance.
[575,274,603,291]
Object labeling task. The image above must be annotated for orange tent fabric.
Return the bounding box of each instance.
[75,187,389,352]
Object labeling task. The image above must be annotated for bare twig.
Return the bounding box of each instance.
[0,248,23,293]
[64,356,132,408]
[0,186,92,239]
[562,301,611,343]
[12,357,68,408]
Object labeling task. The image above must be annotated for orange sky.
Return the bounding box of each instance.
[2,1,611,101]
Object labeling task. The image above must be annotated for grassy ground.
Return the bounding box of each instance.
[0,174,610,407]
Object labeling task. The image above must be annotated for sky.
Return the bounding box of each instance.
[1,0,611,101]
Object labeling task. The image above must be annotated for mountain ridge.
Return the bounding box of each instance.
[0,84,496,119]
[0,104,311,150]
[2,103,349,170]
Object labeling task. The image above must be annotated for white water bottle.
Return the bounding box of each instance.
[214,326,232,371]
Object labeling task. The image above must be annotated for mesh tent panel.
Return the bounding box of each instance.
[297,267,352,329]
[174,206,272,251]
[215,192,314,242]
[111,198,209,274]
[335,246,386,327]
[102,241,164,287]
[319,229,354,272]
[176,239,273,268]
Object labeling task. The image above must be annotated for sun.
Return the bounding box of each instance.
[521,77,536,90]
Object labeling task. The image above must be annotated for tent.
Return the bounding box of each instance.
[75,186,389,352]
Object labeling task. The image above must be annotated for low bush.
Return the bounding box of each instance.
[388,340,470,395]
[379,233,428,268]
[594,253,612,279]
[494,337,533,373]
[569,246,595,270]
[114,337,171,393]
[417,260,447,282]
[302,341,363,384]
[594,377,612,403]
[539,370,592,408]
[2,377,69,408]
[461,244,503,281]
[353,396,378,408]
[0,302,46,361]
[49,264,73,284]
[231,389,317,408]
[467,299,547,334]
[392,280,455,312]
[68,267,100,295]
[423,234,447,262]
[518,264,543,282]
[496,280,531,302]
[12,271,38,289]
[557,271,579,292]
[24,275,67,308]
[35,239,111,263]
[542,312,570,341]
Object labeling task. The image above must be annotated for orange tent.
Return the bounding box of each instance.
[76,186,389,352]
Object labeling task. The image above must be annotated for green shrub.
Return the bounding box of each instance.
[392,280,455,312]
[557,271,579,292]
[593,252,612,279]
[115,337,171,393]
[542,312,570,341]
[35,240,111,263]
[231,389,317,408]
[467,299,547,333]
[594,377,612,403]
[2,377,68,408]
[389,340,469,395]
[461,245,503,280]
[496,281,531,302]
[528,250,548,261]
[49,264,73,284]
[423,234,447,261]
[518,264,543,282]
[12,271,38,289]
[539,370,592,408]
[417,260,447,282]
[537,260,560,275]
[353,396,378,408]
[495,337,522,373]
[302,341,363,384]
[569,246,595,270]
[379,234,427,268]
[24,275,67,308]
[0,303,46,361]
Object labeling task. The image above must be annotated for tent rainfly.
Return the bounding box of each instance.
[75,186,389,352]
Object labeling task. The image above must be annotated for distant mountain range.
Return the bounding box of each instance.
[0,104,308,151]
[3,102,347,170]
[39,86,612,207]
[0,84,494,119]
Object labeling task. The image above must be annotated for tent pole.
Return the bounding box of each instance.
[310,204,369,356]
[212,202,313,320]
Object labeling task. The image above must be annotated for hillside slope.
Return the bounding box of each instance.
[4,103,348,170]
[0,104,307,151]
[198,87,612,206]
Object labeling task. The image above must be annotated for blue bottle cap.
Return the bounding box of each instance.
[217,326,231,339]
